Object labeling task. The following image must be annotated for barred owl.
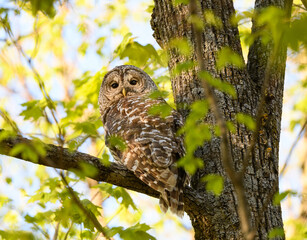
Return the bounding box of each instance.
[98,65,188,217]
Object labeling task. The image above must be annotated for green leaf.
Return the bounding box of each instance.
[108,223,156,240]
[148,103,173,118]
[173,0,190,6]
[20,100,45,121]
[80,199,101,217]
[201,174,224,196]
[148,90,169,100]
[204,10,222,28]
[198,71,237,98]
[115,35,160,67]
[0,195,12,208]
[273,190,296,205]
[73,162,98,178]
[231,11,254,26]
[9,142,43,163]
[114,33,133,56]
[95,183,137,210]
[226,121,236,133]
[74,121,98,136]
[0,130,16,142]
[5,177,12,184]
[178,100,210,174]
[294,95,307,114]
[256,7,286,46]
[100,152,111,166]
[0,230,35,240]
[169,38,192,56]
[286,15,307,52]
[146,5,154,13]
[268,228,285,239]
[236,113,256,131]
[172,60,196,75]
[216,47,244,70]
[107,135,127,152]
[23,0,57,18]
[177,155,204,175]
[78,42,89,56]
[189,15,204,30]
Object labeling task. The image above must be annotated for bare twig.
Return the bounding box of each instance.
[63,222,74,240]
[59,172,110,239]
[294,3,307,10]
[53,221,60,240]
[0,109,21,134]
[280,119,307,176]
[31,221,50,239]
[301,0,307,9]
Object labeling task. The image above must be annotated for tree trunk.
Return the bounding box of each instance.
[151,0,288,239]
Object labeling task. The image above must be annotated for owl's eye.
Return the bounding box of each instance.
[111,82,119,88]
[129,79,138,85]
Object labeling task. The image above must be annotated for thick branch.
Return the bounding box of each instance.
[0,130,209,215]
[247,0,292,87]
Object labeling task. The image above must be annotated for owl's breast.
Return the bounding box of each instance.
[104,95,184,168]
[104,96,174,140]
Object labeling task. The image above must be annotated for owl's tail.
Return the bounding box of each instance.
[125,149,187,217]
[159,168,186,218]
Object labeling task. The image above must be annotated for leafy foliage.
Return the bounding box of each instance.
[216,47,244,70]
[169,38,192,57]
[178,100,209,174]
[94,183,137,210]
[273,190,297,205]
[201,174,224,196]
[108,223,156,240]
[20,0,58,18]
[236,113,256,131]
[268,227,285,239]
[198,71,237,98]
[148,102,173,118]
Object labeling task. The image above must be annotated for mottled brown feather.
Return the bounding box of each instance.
[99,66,188,217]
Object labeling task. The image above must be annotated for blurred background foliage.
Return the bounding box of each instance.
[0,0,306,239]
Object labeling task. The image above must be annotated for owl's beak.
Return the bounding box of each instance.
[122,88,126,97]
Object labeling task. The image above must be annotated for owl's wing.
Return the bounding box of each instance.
[131,107,184,168]
[104,97,183,167]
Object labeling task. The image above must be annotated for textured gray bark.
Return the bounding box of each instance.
[151,0,289,239]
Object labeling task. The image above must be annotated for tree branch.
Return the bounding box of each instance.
[0,130,208,215]
[247,0,292,87]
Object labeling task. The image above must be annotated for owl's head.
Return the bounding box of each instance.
[98,65,158,114]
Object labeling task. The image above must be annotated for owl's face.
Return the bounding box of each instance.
[98,65,158,115]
